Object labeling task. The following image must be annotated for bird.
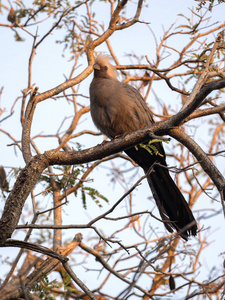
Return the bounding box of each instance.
[89,54,197,240]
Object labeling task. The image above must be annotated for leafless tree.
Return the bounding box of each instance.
[0,0,225,299]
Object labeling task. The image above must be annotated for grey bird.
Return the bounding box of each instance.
[89,54,197,240]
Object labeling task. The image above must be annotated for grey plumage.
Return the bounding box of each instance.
[90,55,154,138]
[90,54,197,240]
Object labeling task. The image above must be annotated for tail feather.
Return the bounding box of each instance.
[125,146,197,240]
[147,166,197,240]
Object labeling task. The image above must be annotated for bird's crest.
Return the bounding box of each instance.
[94,54,118,80]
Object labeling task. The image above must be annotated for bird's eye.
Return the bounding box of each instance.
[104,66,108,70]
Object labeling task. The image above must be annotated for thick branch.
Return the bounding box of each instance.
[169,79,225,126]
[2,239,68,262]
[169,128,225,197]
[0,154,49,244]
[22,87,38,164]
[46,130,167,166]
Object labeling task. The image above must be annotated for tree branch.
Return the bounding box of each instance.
[169,128,225,206]
[22,87,39,164]
[63,262,98,300]
[0,234,82,299]
[181,31,224,110]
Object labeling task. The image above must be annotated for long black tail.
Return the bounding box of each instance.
[146,165,197,240]
[125,145,197,240]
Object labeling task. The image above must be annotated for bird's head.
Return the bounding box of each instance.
[93,54,118,80]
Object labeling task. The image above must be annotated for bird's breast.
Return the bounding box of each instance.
[89,78,151,137]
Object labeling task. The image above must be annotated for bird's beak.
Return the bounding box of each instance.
[93,63,100,70]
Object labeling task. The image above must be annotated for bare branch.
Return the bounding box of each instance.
[169,128,225,207]
[181,30,224,110]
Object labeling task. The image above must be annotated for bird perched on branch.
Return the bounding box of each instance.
[89,54,197,240]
